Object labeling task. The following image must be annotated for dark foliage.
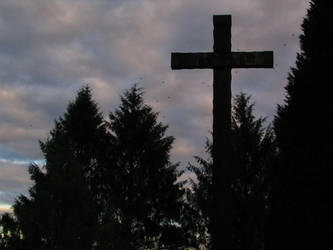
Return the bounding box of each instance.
[230,94,275,250]
[4,87,108,249]
[0,213,23,250]
[100,86,185,249]
[189,93,275,249]
[268,1,333,249]
[0,85,190,249]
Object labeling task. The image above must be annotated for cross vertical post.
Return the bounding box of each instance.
[212,15,232,250]
[171,15,273,250]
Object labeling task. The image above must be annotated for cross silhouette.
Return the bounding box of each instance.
[171,15,273,249]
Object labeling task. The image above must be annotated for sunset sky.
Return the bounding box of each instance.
[0,0,309,212]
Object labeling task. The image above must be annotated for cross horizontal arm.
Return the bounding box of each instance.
[171,51,273,69]
[232,51,273,68]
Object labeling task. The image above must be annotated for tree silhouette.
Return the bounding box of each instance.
[269,1,333,249]
[0,86,191,249]
[101,86,185,249]
[0,213,24,250]
[10,86,108,249]
[187,140,213,248]
[231,94,275,250]
[189,93,275,249]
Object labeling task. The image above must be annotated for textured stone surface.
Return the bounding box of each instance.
[212,14,232,250]
[171,51,273,69]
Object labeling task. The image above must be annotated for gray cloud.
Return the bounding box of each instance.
[0,160,32,208]
[0,0,309,205]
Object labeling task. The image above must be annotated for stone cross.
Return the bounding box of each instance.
[171,15,273,249]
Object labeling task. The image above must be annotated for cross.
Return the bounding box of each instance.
[171,15,273,250]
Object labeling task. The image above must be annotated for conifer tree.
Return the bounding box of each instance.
[11,87,108,249]
[105,86,185,249]
[270,1,333,248]
[0,213,23,250]
[189,93,275,249]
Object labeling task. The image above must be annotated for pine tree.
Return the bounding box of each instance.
[104,86,185,249]
[189,93,275,249]
[11,86,108,249]
[270,1,333,249]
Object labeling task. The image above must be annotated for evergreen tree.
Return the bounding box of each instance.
[270,1,333,248]
[11,86,108,249]
[189,93,275,249]
[187,140,213,248]
[0,213,23,250]
[231,94,275,250]
[104,86,185,249]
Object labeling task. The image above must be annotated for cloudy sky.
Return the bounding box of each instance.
[0,0,309,212]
